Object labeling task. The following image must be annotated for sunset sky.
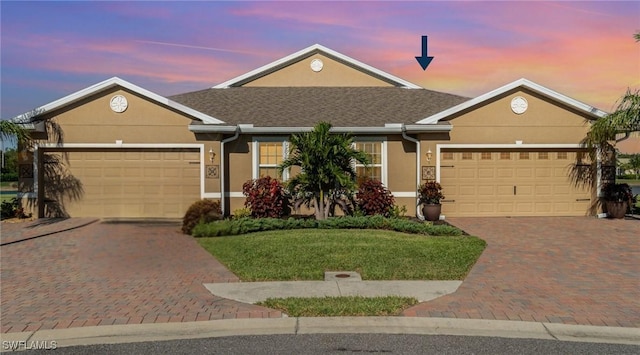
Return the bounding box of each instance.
[1,1,639,119]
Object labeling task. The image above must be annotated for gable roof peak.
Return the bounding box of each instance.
[212,43,422,89]
[416,77,607,124]
[11,76,224,124]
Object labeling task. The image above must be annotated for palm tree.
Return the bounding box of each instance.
[0,120,30,144]
[572,89,640,186]
[279,121,370,220]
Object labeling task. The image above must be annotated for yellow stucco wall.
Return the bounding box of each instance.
[242,54,394,87]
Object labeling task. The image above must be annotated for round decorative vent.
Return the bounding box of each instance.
[109,95,128,113]
[310,58,324,72]
[510,96,528,114]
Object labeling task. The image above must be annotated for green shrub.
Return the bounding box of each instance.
[182,199,222,234]
[192,215,462,237]
[232,208,251,220]
[1,172,18,182]
[0,197,31,220]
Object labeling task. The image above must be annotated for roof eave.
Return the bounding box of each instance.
[188,123,452,135]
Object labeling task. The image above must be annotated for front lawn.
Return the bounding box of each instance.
[197,229,485,281]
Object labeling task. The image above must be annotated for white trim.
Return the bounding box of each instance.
[392,192,417,198]
[435,143,585,182]
[13,77,224,125]
[212,44,422,89]
[205,192,244,199]
[416,78,607,124]
[353,137,388,186]
[189,124,452,134]
[36,143,207,200]
[252,137,290,181]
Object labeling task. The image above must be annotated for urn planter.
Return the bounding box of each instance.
[422,204,442,222]
[606,201,628,219]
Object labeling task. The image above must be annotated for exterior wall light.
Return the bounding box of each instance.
[209,148,216,163]
[426,149,432,162]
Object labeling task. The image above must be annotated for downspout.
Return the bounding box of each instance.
[401,126,424,220]
[220,127,240,217]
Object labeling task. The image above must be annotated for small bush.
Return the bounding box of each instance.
[242,176,291,218]
[192,215,463,238]
[182,199,222,234]
[356,179,395,217]
[1,172,18,182]
[0,197,31,220]
[232,208,251,220]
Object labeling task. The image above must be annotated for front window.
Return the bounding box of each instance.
[354,141,383,181]
[255,140,288,180]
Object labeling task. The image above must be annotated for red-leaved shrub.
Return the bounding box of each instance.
[356,178,395,217]
[242,176,291,218]
[182,199,222,234]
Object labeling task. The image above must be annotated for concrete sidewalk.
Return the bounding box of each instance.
[204,280,462,303]
[2,317,639,352]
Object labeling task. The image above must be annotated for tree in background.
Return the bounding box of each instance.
[279,121,370,220]
[571,33,640,188]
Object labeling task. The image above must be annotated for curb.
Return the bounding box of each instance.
[1,317,638,351]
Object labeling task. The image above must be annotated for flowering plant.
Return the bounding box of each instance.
[418,181,444,205]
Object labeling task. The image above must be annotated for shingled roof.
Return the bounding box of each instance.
[170,87,469,127]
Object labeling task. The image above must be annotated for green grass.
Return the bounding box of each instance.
[0,181,18,189]
[257,296,419,317]
[197,229,485,281]
[617,178,640,185]
[1,192,17,203]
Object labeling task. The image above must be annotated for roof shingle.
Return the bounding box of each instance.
[169,87,469,127]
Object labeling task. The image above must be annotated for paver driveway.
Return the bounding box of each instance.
[403,217,640,327]
[1,221,281,333]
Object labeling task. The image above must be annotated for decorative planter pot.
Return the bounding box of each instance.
[422,204,442,222]
[605,201,628,219]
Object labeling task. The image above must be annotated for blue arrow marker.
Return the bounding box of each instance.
[415,35,434,71]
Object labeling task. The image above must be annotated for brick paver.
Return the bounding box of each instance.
[403,217,640,327]
[0,222,281,333]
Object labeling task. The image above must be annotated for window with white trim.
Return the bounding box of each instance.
[254,139,288,181]
[354,140,385,183]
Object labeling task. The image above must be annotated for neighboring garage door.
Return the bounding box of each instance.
[440,149,592,217]
[43,148,201,218]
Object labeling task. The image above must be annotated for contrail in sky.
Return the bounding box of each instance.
[135,40,257,55]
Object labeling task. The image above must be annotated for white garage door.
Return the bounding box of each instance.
[440,150,593,217]
[44,148,201,218]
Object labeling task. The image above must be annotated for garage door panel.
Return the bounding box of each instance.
[458,168,476,179]
[45,149,200,218]
[459,186,476,196]
[497,203,514,213]
[515,168,533,178]
[478,168,494,178]
[516,184,534,197]
[496,185,513,196]
[477,186,494,196]
[496,168,513,178]
[441,149,591,217]
[535,168,552,178]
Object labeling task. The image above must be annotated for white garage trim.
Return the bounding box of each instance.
[435,143,584,182]
[35,143,206,200]
[203,192,244,199]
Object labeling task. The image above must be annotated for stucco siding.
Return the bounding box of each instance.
[442,90,592,145]
[42,88,198,144]
[243,54,394,87]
